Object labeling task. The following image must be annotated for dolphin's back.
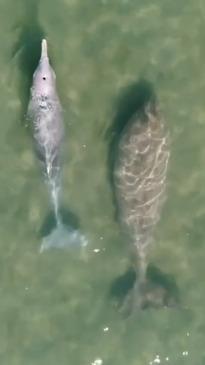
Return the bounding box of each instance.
[28,93,63,179]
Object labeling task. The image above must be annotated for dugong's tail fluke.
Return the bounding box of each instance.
[118,263,179,315]
[40,220,88,253]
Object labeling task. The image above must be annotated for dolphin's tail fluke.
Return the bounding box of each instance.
[40,220,88,253]
[40,181,87,252]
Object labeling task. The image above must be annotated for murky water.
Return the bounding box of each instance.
[1,0,205,363]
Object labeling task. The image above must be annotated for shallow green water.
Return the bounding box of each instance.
[1,0,205,364]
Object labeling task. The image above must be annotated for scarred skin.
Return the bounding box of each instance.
[114,100,171,310]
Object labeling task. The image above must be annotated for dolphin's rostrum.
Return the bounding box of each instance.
[27,39,87,252]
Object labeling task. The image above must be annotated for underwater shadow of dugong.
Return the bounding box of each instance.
[39,208,81,239]
[109,265,180,312]
[105,79,155,219]
[11,0,45,124]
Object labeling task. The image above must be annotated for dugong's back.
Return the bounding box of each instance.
[114,102,169,256]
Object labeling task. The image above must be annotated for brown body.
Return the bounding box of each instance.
[114,101,170,309]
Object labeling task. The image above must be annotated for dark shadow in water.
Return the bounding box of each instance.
[39,208,81,238]
[106,79,155,219]
[146,265,180,306]
[109,268,137,302]
[109,264,180,311]
[11,0,45,125]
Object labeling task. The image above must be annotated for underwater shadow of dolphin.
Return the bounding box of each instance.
[106,79,180,312]
[11,0,45,125]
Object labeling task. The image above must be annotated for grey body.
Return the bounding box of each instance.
[27,40,63,185]
[27,39,87,252]
[114,102,169,267]
[28,84,63,182]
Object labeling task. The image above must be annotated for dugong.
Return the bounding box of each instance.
[113,98,174,310]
